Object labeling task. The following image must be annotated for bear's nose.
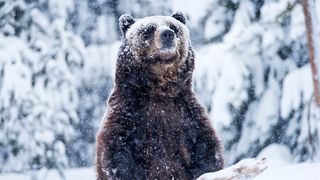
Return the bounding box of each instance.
[160,29,175,47]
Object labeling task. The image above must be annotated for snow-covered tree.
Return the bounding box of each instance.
[193,0,320,164]
[0,0,84,172]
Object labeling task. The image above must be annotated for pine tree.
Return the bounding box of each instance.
[0,0,84,172]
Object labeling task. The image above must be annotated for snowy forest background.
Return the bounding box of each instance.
[1,0,320,177]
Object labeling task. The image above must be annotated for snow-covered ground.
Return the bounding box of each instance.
[0,168,95,180]
[197,157,320,180]
[1,144,319,180]
[1,163,319,180]
[255,164,320,180]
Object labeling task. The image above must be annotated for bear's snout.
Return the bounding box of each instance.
[160,29,175,48]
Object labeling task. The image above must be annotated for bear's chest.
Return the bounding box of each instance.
[138,99,189,155]
[144,99,182,121]
[143,98,186,132]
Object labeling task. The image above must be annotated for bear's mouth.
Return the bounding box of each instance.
[151,49,179,64]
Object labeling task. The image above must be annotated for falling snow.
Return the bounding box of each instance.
[0,0,320,179]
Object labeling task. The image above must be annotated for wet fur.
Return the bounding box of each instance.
[96,43,223,179]
[96,14,223,180]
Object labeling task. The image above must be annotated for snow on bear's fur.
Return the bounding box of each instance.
[95,12,224,180]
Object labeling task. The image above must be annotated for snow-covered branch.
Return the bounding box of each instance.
[197,158,267,180]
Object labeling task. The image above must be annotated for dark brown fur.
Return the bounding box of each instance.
[96,14,223,180]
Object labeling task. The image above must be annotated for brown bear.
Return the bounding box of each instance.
[96,12,224,180]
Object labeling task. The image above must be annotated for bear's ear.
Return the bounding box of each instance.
[171,11,186,24]
[119,14,136,35]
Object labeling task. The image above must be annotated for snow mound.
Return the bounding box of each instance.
[0,163,320,180]
[197,158,267,180]
[255,163,320,180]
[198,158,320,180]
[0,168,94,180]
[257,144,292,169]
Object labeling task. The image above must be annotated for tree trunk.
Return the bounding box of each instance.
[302,0,320,106]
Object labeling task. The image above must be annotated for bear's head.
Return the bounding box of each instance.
[119,12,189,65]
[116,12,194,97]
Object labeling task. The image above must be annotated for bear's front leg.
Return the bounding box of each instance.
[186,121,224,179]
[181,96,224,179]
[96,122,146,180]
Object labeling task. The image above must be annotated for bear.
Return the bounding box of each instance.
[96,12,224,180]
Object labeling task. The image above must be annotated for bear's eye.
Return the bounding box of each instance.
[143,25,156,39]
[169,24,179,34]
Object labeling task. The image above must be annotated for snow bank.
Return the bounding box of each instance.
[0,168,94,180]
[197,158,267,180]
[1,163,320,180]
[197,159,320,180]
[256,144,292,169]
[255,163,320,180]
